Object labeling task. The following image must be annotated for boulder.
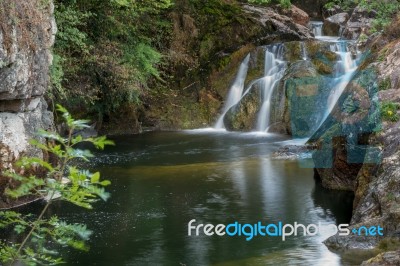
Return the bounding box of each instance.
[323,12,350,36]
[276,4,310,26]
[242,4,313,42]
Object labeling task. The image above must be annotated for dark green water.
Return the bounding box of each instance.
[19,131,356,265]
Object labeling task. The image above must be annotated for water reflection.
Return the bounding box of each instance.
[7,132,357,265]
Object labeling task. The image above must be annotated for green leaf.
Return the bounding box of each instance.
[90,172,100,183]
[100,180,111,186]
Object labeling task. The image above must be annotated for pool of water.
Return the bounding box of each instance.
[16,130,356,265]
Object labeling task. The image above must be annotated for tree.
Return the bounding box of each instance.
[0,105,114,265]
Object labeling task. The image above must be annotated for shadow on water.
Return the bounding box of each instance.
[311,180,354,225]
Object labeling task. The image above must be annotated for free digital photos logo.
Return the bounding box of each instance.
[188,219,384,241]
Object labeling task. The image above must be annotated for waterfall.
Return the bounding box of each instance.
[215,54,251,129]
[321,41,359,125]
[256,45,286,132]
[310,21,323,37]
[214,20,361,137]
[301,42,308,61]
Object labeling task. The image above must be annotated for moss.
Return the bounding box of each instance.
[312,59,334,74]
[284,42,302,62]
[323,51,339,62]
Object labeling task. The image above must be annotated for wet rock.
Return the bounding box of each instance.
[223,83,262,131]
[323,13,349,36]
[271,144,313,159]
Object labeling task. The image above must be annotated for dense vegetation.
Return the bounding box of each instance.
[51,0,173,128]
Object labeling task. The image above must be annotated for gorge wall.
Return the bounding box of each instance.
[0,0,56,206]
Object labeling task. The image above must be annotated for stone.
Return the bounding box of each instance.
[323,13,350,36]
[276,4,310,26]
[242,4,313,42]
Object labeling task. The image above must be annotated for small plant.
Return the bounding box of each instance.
[380,101,400,122]
[378,77,391,91]
[0,105,114,265]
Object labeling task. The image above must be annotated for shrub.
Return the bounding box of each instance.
[0,105,114,265]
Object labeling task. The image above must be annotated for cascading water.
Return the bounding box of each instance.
[215,54,251,129]
[319,40,360,126]
[310,21,323,37]
[301,42,308,61]
[215,21,360,137]
[256,45,286,132]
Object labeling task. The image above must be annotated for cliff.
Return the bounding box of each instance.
[0,0,56,207]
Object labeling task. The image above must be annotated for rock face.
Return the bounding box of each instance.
[343,6,376,40]
[323,12,349,36]
[0,1,55,184]
[316,33,400,261]
[242,4,312,43]
[309,66,381,191]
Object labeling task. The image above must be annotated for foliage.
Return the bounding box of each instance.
[324,0,359,11]
[360,0,400,32]
[380,101,400,122]
[247,0,291,8]
[50,0,172,122]
[0,105,114,265]
[324,0,400,32]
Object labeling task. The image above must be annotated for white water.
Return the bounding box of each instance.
[320,41,359,125]
[215,54,251,129]
[256,44,286,132]
[301,42,308,60]
[310,21,323,37]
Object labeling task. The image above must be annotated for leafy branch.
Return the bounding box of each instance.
[0,104,114,265]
